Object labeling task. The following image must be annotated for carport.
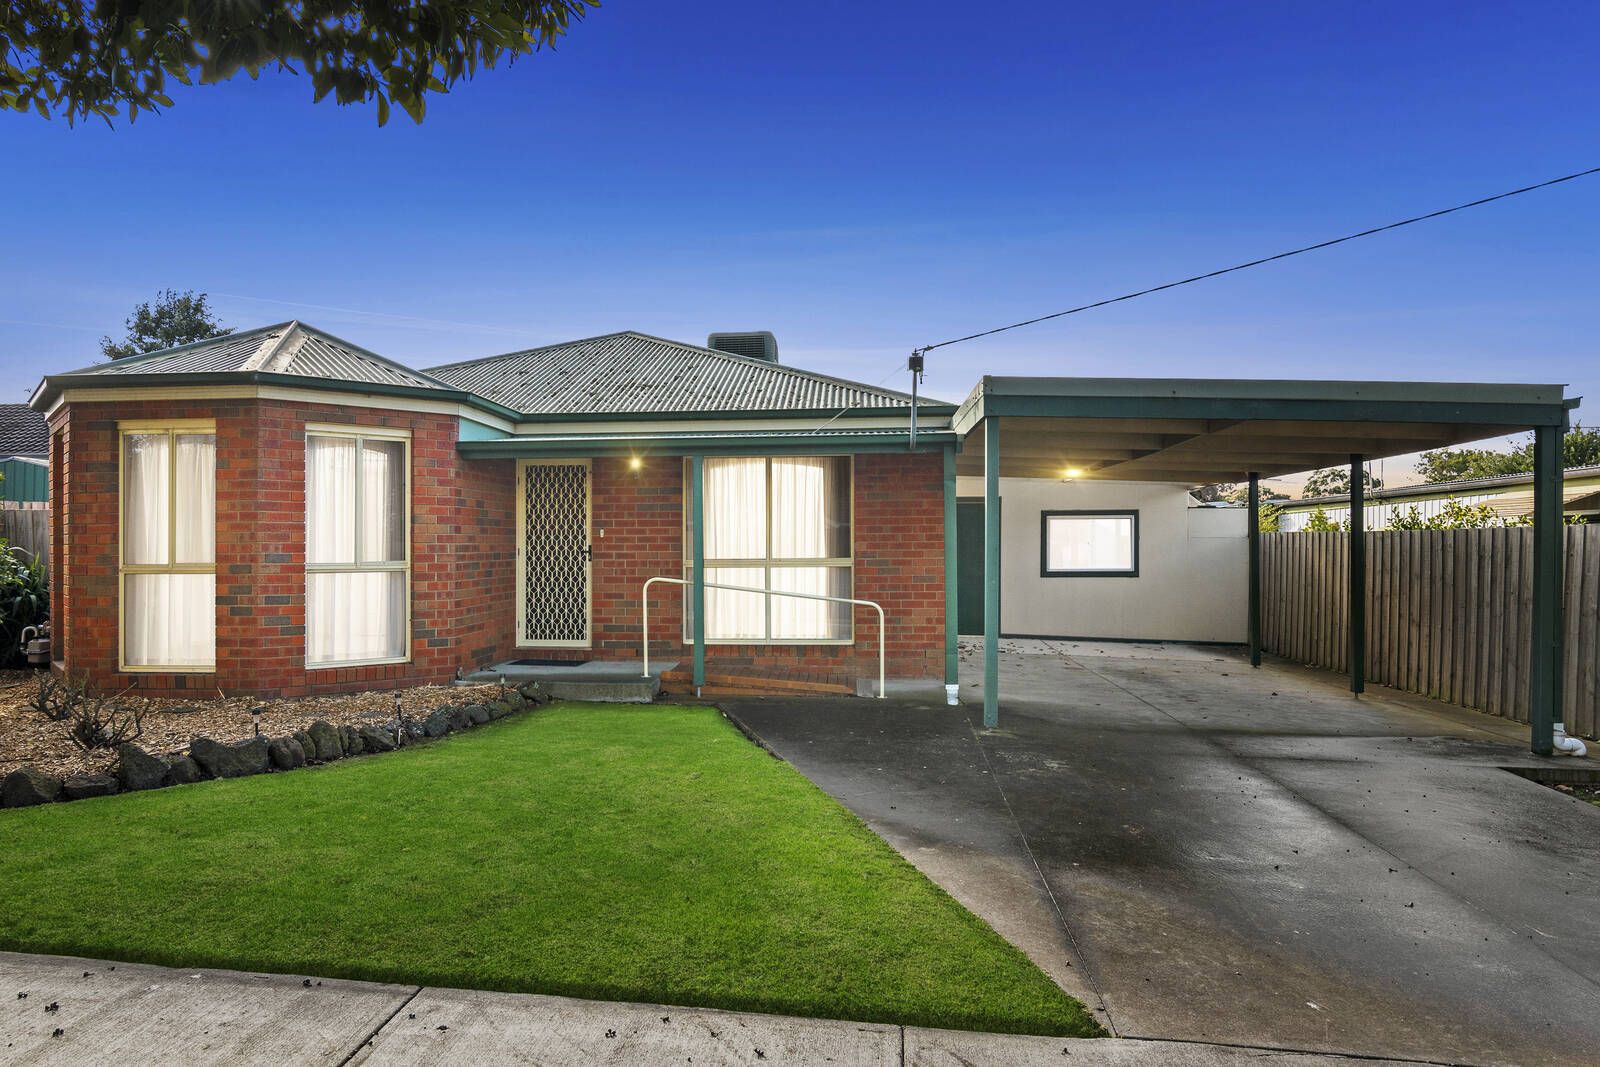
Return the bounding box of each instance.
[948,375,1580,755]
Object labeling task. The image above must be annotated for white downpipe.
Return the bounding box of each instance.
[641,575,887,698]
[1553,722,1588,757]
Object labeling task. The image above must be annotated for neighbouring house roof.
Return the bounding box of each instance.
[0,404,48,457]
[424,331,945,419]
[1281,464,1600,511]
[29,321,484,413]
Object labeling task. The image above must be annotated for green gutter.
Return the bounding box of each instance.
[458,431,958,459]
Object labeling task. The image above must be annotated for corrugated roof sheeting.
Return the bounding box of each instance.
[287,333,448,391]
[426,332,919,416]
[95,329,277,375]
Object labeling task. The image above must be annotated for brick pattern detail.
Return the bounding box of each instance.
[51,397,943,697]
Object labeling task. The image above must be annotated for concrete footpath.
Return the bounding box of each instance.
[0,951,1433,1065]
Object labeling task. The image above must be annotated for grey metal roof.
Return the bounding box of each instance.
[424,331,931,417]
[55,322,453,393]
[0,404,48,456]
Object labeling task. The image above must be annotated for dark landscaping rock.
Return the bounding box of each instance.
[340,725,365,756]
[517,681,545,704]
[422,709,451,738]
[357,725,396,753]
[445,706,471,732]
[307,720,343,761]
[61,773,118,801]
[268,736,306,770]
[117,744,169,791]
[490,698,517,720]
[292,730,317,760]
[166,756,203,785]
[3,766,62,807]
[190,735,271,779]
[465,704,491,725]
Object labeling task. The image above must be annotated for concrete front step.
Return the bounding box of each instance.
[460,660,667,704]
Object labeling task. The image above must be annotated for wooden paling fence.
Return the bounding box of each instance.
[1261,527,1600,740]
[0,508,48,568]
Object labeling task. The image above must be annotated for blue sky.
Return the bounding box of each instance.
[3,1,1596,482]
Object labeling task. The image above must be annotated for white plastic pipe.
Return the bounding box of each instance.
[1553,722,1588,757]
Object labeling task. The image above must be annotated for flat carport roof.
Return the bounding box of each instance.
[951,375,1576,482]
[945,375,1581,755]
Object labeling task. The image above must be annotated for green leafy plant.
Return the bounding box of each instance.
[0,544,48,668]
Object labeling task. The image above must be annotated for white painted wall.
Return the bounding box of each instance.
[956,477,1248,643]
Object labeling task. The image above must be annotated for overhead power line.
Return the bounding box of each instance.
[916,164,1600,355]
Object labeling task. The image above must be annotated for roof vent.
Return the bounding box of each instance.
[707,331,778,363]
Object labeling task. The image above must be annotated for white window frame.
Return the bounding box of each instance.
[117,418,217,673]
[304,424,413,669]
[682,455,855,645]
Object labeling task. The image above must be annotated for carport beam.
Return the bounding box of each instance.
[1247,472,1261,667]
[983,417,1001,728]
[944,445,959,688]
[691,453,706,692]
[1530,422,1564,755]
[1348,454,1365,695]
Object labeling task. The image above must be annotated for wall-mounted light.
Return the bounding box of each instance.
[628,455,643,472]
[1061,466,1084,480]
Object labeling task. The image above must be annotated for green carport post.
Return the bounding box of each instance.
[1349,454,1366,695]
[944,445,959,690]
[1247,472,1261,668]
[983,417,1001,728]
[691,453,706,693]
[1530,422,1564,756]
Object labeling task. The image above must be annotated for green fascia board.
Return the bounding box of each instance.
[505,403,958,424]
[952,384,1575,435]
[457,431,959,459]
[458,416,511,441]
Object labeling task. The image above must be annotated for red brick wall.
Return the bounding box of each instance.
[573,452,944,681]
[51,396,943,696]
[52,397,517,698]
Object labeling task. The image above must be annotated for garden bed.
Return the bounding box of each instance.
[0,672,501,778]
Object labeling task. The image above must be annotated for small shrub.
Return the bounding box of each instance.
[31,673,143,752]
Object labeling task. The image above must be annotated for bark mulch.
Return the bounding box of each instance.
[0,671,502,778]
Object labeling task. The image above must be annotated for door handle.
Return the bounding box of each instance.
[581,544,595,562]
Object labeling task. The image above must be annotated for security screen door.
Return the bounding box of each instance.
[517,460,592,647]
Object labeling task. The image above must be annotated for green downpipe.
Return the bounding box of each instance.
[691,454,706,691]
[983,417,1001,728]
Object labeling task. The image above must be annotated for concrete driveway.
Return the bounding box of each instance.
[724,640,1600,1067]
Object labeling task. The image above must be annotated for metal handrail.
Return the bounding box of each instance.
[641,576,886,698]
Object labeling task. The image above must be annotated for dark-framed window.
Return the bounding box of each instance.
[1040,510,1139,577]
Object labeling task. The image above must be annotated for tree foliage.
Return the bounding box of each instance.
[1,1,597,126]
[1193,482,1290,504]
[1417,425,1600,483]
[101,289,231,359]
[1301,466,1383,498]
[1303,505,1342,532]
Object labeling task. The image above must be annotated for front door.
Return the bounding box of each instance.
[517,460,592,647]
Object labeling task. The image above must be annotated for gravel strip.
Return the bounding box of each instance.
[0,672,503,778]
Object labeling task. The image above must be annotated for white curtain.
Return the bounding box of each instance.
[690,456,852,642]
[124,434,168,566]
[123,432,215,668]
[307,437,356,565]
[306,434,406,665]
[1046,515,1134,571]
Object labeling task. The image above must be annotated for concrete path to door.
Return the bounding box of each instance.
[724,639,1600,1067]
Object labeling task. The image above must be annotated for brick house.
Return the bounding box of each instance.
[31,323,958,698]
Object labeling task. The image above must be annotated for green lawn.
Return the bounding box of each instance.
[0,703,1100,1036]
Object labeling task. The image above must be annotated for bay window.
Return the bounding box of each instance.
[306,427,410,666]
[685,456,852,642]
[120,423,216,670]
